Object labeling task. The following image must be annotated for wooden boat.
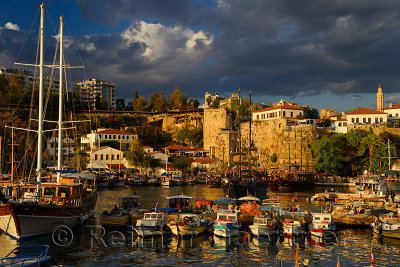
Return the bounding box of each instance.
[100,195,144,226]
[308,213,337,238]
[110,176,125,188]
[96,174,112,188]
[213,210,241,238]
[167,213,212,237]
[0,5,96,240]
[249,214,277,238]
[283,219,305,237]
[0,245,51,267]
[167,194,193,212]
[134,211,169,237]
[371,214,400,239]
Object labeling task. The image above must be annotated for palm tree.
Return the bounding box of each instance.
[358,133,384,169]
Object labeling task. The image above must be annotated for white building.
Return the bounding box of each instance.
[384,103,400,120]
[74,78,115,109]
[88,146,127,169]
[333,118,348,134]
[346,108,388,125]
[143,146,154,153]
[252,100,304,121]
[81,128,138,151]
[46,137,75,160]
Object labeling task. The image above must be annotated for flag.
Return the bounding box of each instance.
[371,248,375,267]
[275,195,279,200]
[337,256,340,267]
[293,196,296,202]
[360,193,363,200]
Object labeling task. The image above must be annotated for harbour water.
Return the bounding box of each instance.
[1,184,399,266]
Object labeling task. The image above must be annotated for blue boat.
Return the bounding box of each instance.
[0,245,51,266]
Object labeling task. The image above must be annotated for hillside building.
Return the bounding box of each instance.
[252,100,304,121]
[81,128,138,151]
[74,78,115,109]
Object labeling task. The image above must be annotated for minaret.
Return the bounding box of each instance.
[377,83,384,112]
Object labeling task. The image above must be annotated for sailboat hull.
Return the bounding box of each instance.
[0,203,80,239]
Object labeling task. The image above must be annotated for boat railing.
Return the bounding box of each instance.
[0,245,50,266]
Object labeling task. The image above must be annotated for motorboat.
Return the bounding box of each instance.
[213,210,241,238]
[0,245,51,266]
[167,213,212,237]
[249,213,278,238]
[308,213,337,238]
[283,218,305,237]
[167,194,194,212]
[371,213,400,239]
[134,211,169,237]
[110,176,125,188]
[100,195,144,226]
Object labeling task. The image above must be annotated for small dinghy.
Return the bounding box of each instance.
[0,245,51,267]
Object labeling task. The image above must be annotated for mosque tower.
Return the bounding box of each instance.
[377,83,384,112]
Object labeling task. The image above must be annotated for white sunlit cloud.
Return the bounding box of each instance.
[4,22,20,31]
[121,21,213,62]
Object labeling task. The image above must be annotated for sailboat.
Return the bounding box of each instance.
[0,4,94,239]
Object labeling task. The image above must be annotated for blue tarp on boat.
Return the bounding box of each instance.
[214,198,235,205]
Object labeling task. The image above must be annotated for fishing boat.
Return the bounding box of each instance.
[0,4,94,239]
[283,219,305,237]
[167,194,193,212]
[167,214,212,237]
[100,195,144,226]
[308,213,337,238]
[371,214,400,239]
[213,210,241,238]
[249,214,278,238]
[109,175,125,188]
[96,174,112,188]
[134,211,169,237]
[0,245,51,266]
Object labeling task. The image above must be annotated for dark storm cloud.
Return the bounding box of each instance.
[2,0,400,102]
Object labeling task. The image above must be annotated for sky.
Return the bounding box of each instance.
[1,0,400,112]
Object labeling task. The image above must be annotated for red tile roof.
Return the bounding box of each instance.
[384,104,400,110]
[97,129,135,135]
[346,108,388,115]
[252,105,303,113]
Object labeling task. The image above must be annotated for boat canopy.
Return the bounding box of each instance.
[258,205,281,212]
[61,173,96,180]
[167,195,193,199]
[238,196,260,201]
[214,198,235,205]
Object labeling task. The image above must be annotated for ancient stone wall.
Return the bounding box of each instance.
[240,119,319,171]
[203,108,234,156]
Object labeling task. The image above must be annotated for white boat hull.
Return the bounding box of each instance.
[249,225,275,237]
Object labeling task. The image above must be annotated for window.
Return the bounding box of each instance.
[118,135,120,139]
[380,117,383,123]
[375,118,378,123]
[368,118,371,123]
[109,135,111,139]
[111,155,114,160]
[396,113,399,117]
[106,154,109,160]
[343,122,347,126]
[356,118,359,123]
[117,155,119,160]
[279,111,281,117]
[99,135,102,140]
[363,118,366,123]
[352,118,355,123]
[104,135,107,139]
[283,111,286,117]
[95,155,98,160]
[113,135,116,139]
[291,112,293,117]
[338,122,342,127]
[256,115,259,120]
[100,154,103,160]
[123,135,125,140]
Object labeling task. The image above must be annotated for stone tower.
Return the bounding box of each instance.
[377,83,384,112]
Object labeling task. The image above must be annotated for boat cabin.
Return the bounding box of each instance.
[143,212,167,220]
[167,194,193,211]
[312,213,332,229]
[254,214,273,225]
[216,210,239,222]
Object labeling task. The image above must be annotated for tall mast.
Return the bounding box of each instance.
[57,16,64,183]
[37,3,45,192]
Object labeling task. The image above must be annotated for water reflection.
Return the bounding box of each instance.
[1,185,400,266]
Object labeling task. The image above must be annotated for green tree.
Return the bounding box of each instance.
[172,157,190,172]
[206,96,212,106]
[302,106,319,119]
[358,133,385,169]
[115,98,125,110]
[371,140,397,171]
[270,153,277,163]
[345,129,369,175]
[125,141,146,173]
[132,95,148,111]
[169,86,187,110]
[149,92,167,112]
[210,98,220,108]
[310,134,351,176]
